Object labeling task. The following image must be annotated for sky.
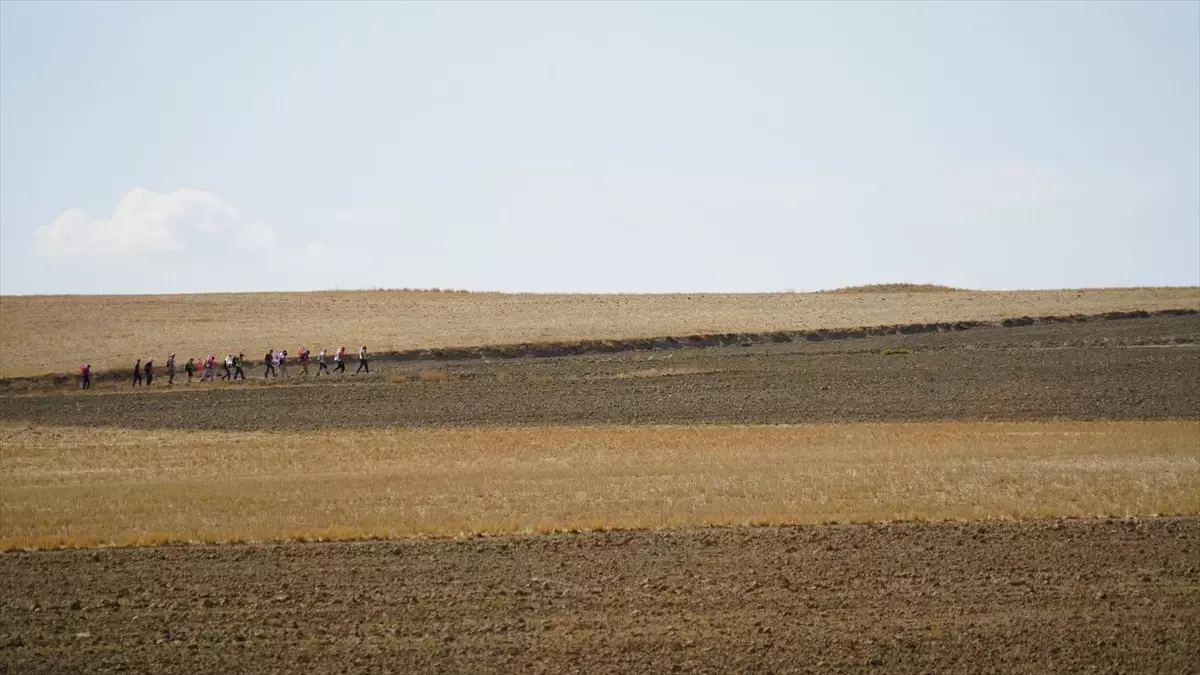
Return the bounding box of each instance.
[1,1,1197,295]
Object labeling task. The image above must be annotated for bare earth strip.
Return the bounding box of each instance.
[1,518,1197,674]
[2,421,1196,549]
[2,287,1196,377]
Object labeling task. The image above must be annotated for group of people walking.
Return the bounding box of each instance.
[79,346,371,389]
[259,346,370,378]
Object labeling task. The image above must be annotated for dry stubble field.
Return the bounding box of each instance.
[1,286,1196,377]
[1,421,1197,550]
[1,290,1199,673]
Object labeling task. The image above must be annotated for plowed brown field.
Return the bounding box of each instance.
[2,518,1198,675]
[3,315,1197,429]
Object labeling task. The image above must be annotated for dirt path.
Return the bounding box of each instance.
[2,517,1197,674]
[3,317,1197,429]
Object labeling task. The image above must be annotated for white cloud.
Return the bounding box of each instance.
[33,187,275,260]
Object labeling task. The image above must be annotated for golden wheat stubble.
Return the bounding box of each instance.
[1,421,1197,549]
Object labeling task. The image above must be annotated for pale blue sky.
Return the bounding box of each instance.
[1,1,1197,294]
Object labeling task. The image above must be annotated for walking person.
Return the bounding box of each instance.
[185,358,196,383]
[144,359,154,386]
[233,353,246,380]
[203,355,215,382]
[166,353,176,385]
[299,348,310,376]
[356,345,369,374]
[333,346,346,374]
[222,354,233,381]
[316,348,329,375]
[279,350,289,378]
[79,364,91,390]
[264,349,276,378]
[132,359,143,387]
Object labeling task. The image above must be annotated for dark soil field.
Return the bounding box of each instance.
[2,314,1197,429]
[2,518,1197,675]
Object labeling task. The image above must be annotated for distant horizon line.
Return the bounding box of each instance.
[2,283,1198,299]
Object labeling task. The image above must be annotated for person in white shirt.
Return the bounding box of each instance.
[222,354,233,380]
[333,346,346,374]
[317,348,329,376]
[356,345,369,374]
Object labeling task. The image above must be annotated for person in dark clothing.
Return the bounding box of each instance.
[144,359,154,386]
[133,359,143,386]
[80,365,91,390]
[234,354,246,380]
[264,350,276,378]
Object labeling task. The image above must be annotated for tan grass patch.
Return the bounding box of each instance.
[587,366,712,380]
[1,288,1196,377]
[1,421,1197,549]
